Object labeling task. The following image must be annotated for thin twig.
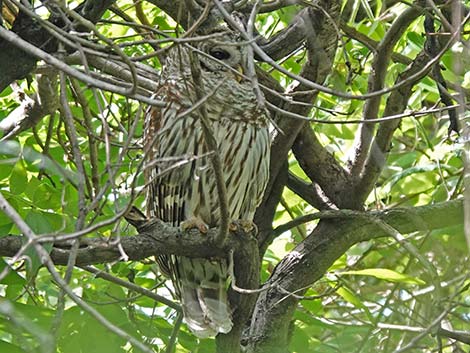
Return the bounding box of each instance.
[165,312,183,353]
[56,2,139,96]
[81,265,181,311]
[246,0,266,106]
[267,100,461,124]
[213,0,459,102]
[229,250,270,294]
[0,26,163,106]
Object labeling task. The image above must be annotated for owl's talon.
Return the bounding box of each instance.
[229,220,258,235]
[229,222,238,232]
[181,218,209,234]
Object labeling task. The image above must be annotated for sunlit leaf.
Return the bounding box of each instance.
[340,268,425,285]
[9,163,28,195]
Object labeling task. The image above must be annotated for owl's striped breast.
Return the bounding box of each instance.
[145,73,270,227]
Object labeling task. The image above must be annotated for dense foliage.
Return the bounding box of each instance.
[0,1,469,353]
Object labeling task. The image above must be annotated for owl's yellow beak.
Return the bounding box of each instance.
[234,65,244,82]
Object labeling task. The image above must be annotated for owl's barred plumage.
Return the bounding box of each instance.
[144,29,270,337]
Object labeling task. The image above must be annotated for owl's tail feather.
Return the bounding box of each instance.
[177,257,233,338]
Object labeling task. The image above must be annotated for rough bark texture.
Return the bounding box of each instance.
[0,198,462,266]
[245,199,464,353]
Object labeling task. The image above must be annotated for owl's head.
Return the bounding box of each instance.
[195,31,246,76]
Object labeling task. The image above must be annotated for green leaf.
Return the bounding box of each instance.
[23,212,54,279]
[337,287,364,309]
[0,160,13,180]
[300,297,323,315]
[0,258,26,285]
[289,324,311,353]
[336,287,374,322]
[3,301,55,331]
[0,340,28,353]
[0,85,13,97]
[340,268,425,285]
[25,211,53,234]
[58,305,134,353]
[9,163,28,195]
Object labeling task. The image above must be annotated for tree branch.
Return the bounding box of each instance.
[264,1,341,208]
[292,125,358,209]
[286,172,332,210]
[246,198,464,353]
[0,199,463,351]
[0,219,259,265]
[0,70,60,141]
[0,0,117,92]
[350,5,424,179]
[355,49,435,201]
[255,0,341,256]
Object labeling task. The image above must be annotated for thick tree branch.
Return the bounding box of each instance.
[0,201,464,351]
[355,49,434,201]
[292,125,358,209]
[256,0,341,253]
[0,219,258,265]
[350,4,424,179]
[264,1,341,207]
[256,7,313,61]
[246,199,464,353]
[286,172,331,210]
[1,199,463,288]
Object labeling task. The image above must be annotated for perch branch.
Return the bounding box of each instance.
[0,199,462,267]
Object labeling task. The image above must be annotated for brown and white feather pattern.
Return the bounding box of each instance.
[144,40,270,338]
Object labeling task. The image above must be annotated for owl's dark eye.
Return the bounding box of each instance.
[209,48,231,60]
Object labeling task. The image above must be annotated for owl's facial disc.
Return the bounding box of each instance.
[209,48,232,61]
[199,42,244,78]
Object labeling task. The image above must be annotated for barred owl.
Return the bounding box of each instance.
[144,28,270,338]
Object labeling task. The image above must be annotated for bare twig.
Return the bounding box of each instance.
[165,312,183,353]
[213,0,450,103]
[81,265,181,311]
[0,26,162,105]
[53,1,139,96]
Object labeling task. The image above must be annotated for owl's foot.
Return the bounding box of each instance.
[229,220,258,235]
[181,217,209,234]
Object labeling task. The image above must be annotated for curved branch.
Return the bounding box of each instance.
[246,198,464,353]
[0,27,162,105]
[350,5,424,178]
[292,124,357,209]
[1,199,463,282]
[264,1,341,205]
[256,0,341,252]
[355,49,434,200]
[256,7,312,60]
